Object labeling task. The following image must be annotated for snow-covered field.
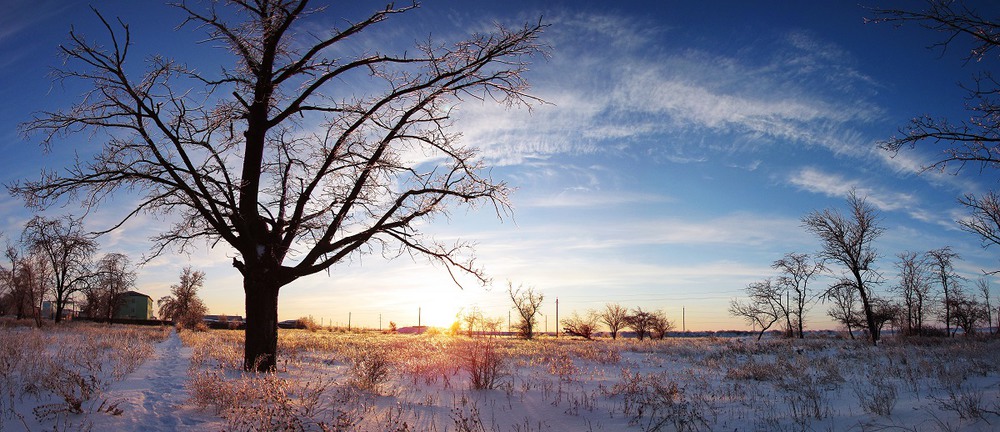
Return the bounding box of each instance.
[3,322,1000,431]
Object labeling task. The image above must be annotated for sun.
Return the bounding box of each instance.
[415,286,472,329]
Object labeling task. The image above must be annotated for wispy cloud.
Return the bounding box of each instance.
[456,11,884,167]
[787,166,960,230]
[788,166,916,210]
[523,190,672,208]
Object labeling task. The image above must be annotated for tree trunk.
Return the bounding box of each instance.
[857,286,879,346]
[244,277,280,372]
[54,298,64,323]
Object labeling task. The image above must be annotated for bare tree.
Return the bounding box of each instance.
[600,303,629,340]
[6,250,51,327]
[89,253,137,321]
[803,191,885,345]
[508,283,543,339]
[158,266,207,329]
[730,279,783,341]
[13,1,545,371]
[561,310,600,340]
[773,252,824,338]
[870,296,902,337]
[2,246,28,320]
[948,287,987,336]
[22,215,97,323]
[459,306,485,337]
[649,310,675,340]
[625,307,657,341]
[824,280,864,339]
[977,278,993,335]
[894,251,934,335]
[872,4,1000,271]
[927,247,963,337]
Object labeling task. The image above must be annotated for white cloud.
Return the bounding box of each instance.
[786,166,964,230]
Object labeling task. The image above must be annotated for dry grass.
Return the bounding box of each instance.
[8,322,1000,431]
[0,322,167,429]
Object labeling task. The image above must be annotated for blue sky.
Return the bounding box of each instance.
[3,1,1000,331]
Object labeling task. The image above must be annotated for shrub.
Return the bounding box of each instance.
[297,316,320,332]
[347,345,393,392]
[458,338,506,390]
[851,369,897,417]
[607,369,714,431]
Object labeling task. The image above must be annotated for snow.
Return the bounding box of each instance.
[88,329,223,431]
[5,324,1000,431]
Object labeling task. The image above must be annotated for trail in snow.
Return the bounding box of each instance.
[90,329,222,432]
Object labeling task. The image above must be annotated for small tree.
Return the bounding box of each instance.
[949,288,987,337]
[823,280,865,339]
[894,251,933,335]
[625,307,657,341]
[88,252,136,321]
[773,253,824,338]
[730,279,782,341]
[978,279,994,335]
[459,306,486,337]
[508,283,543,339]
[5,248,50,326]
[561,310,600,340]
[927,247,963,337]
[600,303,629,340]
[158,266,207,328]
[649,310,675,340]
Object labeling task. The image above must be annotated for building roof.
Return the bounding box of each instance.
[122,291,153,301]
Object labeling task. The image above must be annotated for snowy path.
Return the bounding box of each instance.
[90,329,222,431]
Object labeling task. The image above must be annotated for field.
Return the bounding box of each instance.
[2,322,1000,431]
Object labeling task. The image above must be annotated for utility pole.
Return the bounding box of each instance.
[418,307,422,327]
[555,297,559,338]
[379,314,382,331]
[348,312,351,331]
[683,307,686,332]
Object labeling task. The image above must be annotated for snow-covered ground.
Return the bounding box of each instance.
[88,329,224,431]
[3,323,1000,431]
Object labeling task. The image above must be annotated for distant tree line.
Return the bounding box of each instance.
[451,283,679,341]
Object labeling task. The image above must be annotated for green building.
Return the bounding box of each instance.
[115,291,154,320]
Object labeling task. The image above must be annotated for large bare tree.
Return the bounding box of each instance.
[803,191,885,345]
[872,2,1000,270]
[13,1,545,370]
[21,215,97,323]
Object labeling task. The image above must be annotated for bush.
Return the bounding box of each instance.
[457,338,506,390]
[297,316,320,332]
[347,345,393,392]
